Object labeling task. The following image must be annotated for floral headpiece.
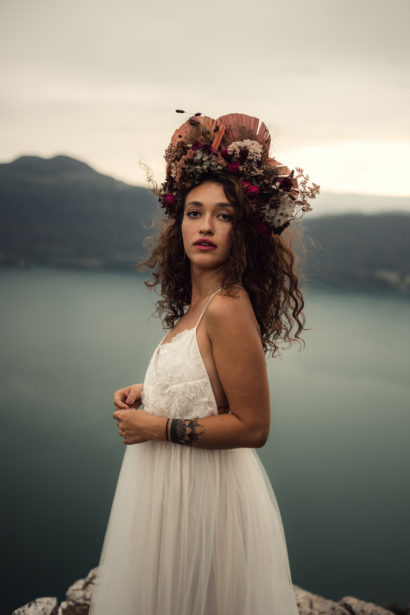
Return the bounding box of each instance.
[159,110,320,237]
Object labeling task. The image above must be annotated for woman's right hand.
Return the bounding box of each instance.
[113,383,144,410]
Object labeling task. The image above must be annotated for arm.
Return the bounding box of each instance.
[161,291,269,448]
[128,290,270,449]
[151,412,267,449]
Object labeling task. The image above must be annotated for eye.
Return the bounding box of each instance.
[186,210,200,218]
[219,213,234,222]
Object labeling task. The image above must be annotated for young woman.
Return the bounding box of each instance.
[89,112,320,615]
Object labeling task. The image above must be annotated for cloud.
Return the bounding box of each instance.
[0,0,409,204]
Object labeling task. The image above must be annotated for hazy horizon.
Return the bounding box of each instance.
[3,151,410,216]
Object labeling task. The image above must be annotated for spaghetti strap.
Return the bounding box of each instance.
[194,284,244,330]
[194,288,222,330]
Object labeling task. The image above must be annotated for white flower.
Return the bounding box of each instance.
[261,193,296,228]
[227,139,264,162]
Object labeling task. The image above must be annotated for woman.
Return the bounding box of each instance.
[89,112,320,615]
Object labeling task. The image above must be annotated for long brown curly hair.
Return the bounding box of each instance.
[136,170,307,357]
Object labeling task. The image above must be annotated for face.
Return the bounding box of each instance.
[181,181,235,271]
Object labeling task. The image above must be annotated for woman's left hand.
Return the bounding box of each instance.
[113,408,155,445]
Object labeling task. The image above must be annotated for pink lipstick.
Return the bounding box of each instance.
[193,240,217,251]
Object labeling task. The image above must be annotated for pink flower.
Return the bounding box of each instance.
[241,181,260,196]
[163,194,176,207]
[228,161,240,174]
[246,184,260,195]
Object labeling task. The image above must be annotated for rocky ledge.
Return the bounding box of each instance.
[13,567,401,615]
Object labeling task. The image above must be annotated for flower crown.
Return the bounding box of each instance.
[158,110,320,237]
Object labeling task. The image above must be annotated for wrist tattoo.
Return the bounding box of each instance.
[168,418,205,446]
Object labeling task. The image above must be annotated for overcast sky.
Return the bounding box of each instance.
[1,0,409,214]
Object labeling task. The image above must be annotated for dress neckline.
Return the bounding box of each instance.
[157,287,223,351]
[155,323,218,411]
[157,327,195,350]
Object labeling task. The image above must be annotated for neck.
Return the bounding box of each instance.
[189,266,224,306]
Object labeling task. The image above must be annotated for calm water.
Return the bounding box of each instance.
[1,266,409,613]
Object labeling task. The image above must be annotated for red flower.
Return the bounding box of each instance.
[228,161,240,174]
[246,184,260,195]
[163,194,176,207]
[256,222,271,238]
[241,181,260,196]
[279,176,293,191]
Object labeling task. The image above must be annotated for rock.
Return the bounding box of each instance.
[13,569,398,615]
[340,595,396,615]
[12,596,58,615]
[294,585,350,614]
[293,585,396,614]
[57,601,90,615]
[56,568,98,615]
[64,567,98,604]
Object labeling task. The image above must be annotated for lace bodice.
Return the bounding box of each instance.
[140,289,222,420]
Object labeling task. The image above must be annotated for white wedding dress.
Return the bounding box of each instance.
[89,289,300,615]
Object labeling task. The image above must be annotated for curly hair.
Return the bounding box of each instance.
[136,168,307,357]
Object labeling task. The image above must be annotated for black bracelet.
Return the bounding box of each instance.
[165,418,170,441]
[170,418,179,443]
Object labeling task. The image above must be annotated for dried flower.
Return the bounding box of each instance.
[157,114,320,235]
[228,139,264,163]
[221,147,230,160]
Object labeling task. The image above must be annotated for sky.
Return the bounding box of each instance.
[1,0,409,215]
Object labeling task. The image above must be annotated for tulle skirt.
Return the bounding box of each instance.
[89,440,299,615]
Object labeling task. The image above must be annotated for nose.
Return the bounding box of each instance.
[199,213,214,235]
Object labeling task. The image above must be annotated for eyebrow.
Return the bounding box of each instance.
[185,201,234,208]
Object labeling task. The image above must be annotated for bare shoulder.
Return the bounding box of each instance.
[205,286,260,339]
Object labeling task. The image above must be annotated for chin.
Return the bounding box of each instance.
[191,257,229,271]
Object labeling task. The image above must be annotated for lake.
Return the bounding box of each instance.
[1,265,409,614]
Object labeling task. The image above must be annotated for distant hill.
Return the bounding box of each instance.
[0,154,160,269]
[0,154,409,294]
[297,213,410,293]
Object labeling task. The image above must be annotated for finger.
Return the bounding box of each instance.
[114,401,130,410]
[113,390,124,402]
[113,391,129,410]
[125,390,138,405]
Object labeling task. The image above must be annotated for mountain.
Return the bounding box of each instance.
[0,154,160,269]
[297,212,410,293]
[0,154,409,294]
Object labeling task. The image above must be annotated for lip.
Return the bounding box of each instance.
[194,239,216,250]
